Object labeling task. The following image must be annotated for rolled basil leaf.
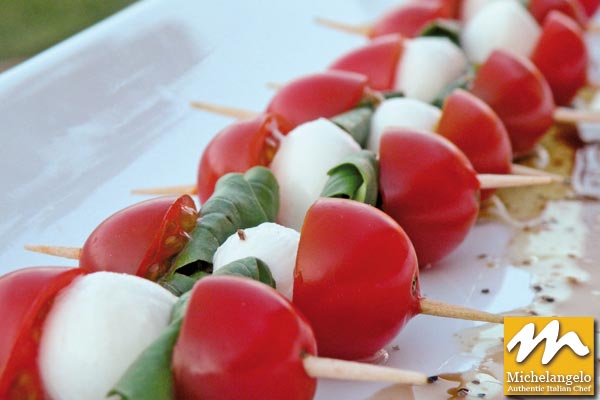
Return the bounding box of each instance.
[420,20,461,45]
[214,256,276,289]
[330,106,373,147]
[321,150,379,206]
[172,167,279,271]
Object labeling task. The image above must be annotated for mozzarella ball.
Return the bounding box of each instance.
[39,272,177,400]
[369,97,442,153]
[460,0,520,21]
[270,118,360,230]
[461,1,541,64]
[394,37,468,103]
[213,222,300,299]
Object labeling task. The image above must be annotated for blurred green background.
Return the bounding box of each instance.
[0,0,137,71]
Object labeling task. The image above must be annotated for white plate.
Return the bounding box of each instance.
[0,1,591,399]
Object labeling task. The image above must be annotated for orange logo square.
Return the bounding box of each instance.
[504,317,595,396]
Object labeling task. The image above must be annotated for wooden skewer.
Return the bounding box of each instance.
[586,22,600,35]
[419,299,504,324]
[477,174,554,189]
[24,245,81,260]
[314,17,371,36]
[266,82,283,90]
[132,184,197,196]
[190,101,258,119]
[554,107,600,124]
[303,355,430,385]
[510,164,566,183]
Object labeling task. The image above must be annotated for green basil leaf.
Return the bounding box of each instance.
[420,19,461,45]
[214,256,276,288]
[321,150,379,206]
[172,167,279,271]
[431,65,477,108]
[107,319,182,400]
[330,106,373,147]
[159,273,198,296]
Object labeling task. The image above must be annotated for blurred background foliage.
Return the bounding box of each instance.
[0,0,136,70]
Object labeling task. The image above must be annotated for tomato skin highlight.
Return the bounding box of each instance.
[531,11,588,106]
[470,50,555,156]
[329,34,403,91]
[293,198,421,360]
[0,267,84,400]
[370,1,454,39]
[266,71,368,129]
[172,275,317,400]
[437,89,512,200]
[197,113,291,203]
[79,195,197,280]
[379,129,480,266]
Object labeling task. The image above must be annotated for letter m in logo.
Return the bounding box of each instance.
[506,319,590,365]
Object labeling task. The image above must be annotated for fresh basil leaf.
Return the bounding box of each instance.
[172,167,279,271]
[108,319,182,400]
[321,150,379,206]
[420,19,461,45]
[431,65,477,108]
[214,256,276,289]
[170,290,192,324]
[330,106,373,147]
[159,273,198,296]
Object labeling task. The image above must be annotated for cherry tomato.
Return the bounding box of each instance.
[437,89,512,200]
[469,50,555,156]
[531,11,588,106]
[329,34,404,91]
[266,71,369,129]
[529,0,588,27]
[379,129,480,265]
[0,267,84,400]
[578,0,600,16]
[370,0,455,39]
[293,198,420,360]
[79,195,198,280]
[172,275,317,400]
[197,113,291,202]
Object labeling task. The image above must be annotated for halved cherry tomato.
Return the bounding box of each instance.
[379,129,480,265]
[470,50,555,156]
[578,0,600,16]
[293,198,420,360]
[529,0,588,27]
[266,71,369,128]
[79,195,198,280]
[437,89,512,200]
[531,11,588,106]
[173,275,317,400]
[197,113,291,202]
[329,34,404,91]
[0,267,84,400]
[370,0,455,39]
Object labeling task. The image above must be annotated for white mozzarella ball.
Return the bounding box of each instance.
[39,272,177,400]
[461,1,541,64]
[368,97,442,153]
[213,222,300,299]
[394,37,468,103]
[460,0,519,21]
[270,118,360,230]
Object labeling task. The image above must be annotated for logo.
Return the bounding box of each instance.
[504,317,595,396]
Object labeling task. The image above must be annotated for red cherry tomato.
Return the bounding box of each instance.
[470,50,555,156]
[79,195,198,280]
[370,0,455,39]
[529,0,589,27]
[172,275,317,400]
[266,71,369,128]
[578,0,600,16]
[197,113,291,202]
[379,129,480,265]
[437,89,512,200]
[329,34,403,91]
[531,11,588,106]
[293,198,421,360]
[0,267,84,400]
